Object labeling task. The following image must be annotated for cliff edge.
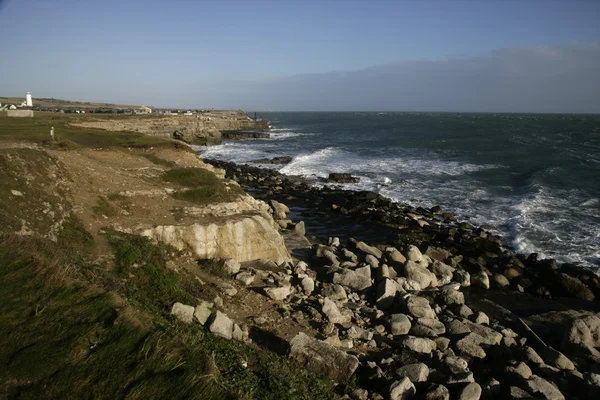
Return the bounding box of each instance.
[71,110,269,145]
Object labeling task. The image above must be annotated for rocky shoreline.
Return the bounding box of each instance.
[191,157,600,399]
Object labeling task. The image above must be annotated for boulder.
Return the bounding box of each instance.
[471,270,490,290]
[171,302,195,323]
[390,313,412,335]
[365,254,379,268]
[445,319,471,336]
[491,273,510,287]
[289,332,359,383]
[235,271,255,286]
[561,314,600,361]
[525,375,565,400]
[404,261,438,289]
[424,384,450,400]
[507,386,535,399]
[341,248,359,263]
[301,276,315,295]
[455,333,487,359]
[403,336,437,354]
[404,295,436,319]
[232,324,243,341]
[440,286,465,305]
[209,311,234,339]
[376,278,397,310]
[322,298,350,324]
[406,245,423,262]
[462,320,502,345]
[385,247,407,264]
[264,285,292,301]
[457,382,482,400]
[223,258,241,275]
[454,269,471,287]
[322,283,348,301]
[333,269,372,291]
[356,241,383,259]
[505,362,533,381]
[294,221,306,236]
[431,260,455,285]
[445,356,469,374]
[556,273,595,301]
[396,363,429,382]
[425,246,452,263]
[416,318,446,335]
[270,199,290,219]
[389,377,416,400]
[193,302,212,325]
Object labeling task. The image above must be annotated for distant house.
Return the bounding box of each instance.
[137,105,152,114]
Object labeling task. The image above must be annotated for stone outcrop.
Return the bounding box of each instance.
[139,196,291,263]
[71,110,269,145]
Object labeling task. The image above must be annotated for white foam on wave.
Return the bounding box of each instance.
[580,198,599,207]
[268,131,312,140]
[200,142,273,164]
[504,187,600,269]
[279,147,343,177]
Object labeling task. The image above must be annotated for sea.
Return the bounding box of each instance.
[200,112,600,271]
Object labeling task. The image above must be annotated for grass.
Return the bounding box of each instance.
[162,167,220,187]
[0,231,338,399]
[162,167,244,205]
[0,113,186,150]
[92,194,131,218]
[139,153,177,168]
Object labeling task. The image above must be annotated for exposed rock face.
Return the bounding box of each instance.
[71,111,269,145]
[289,332,359,383]
[140,197,291,263]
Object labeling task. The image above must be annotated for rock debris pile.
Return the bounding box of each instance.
[169,160,600,399]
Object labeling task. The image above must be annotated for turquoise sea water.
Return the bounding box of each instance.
[201,112,600,270]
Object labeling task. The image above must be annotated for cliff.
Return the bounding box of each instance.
[71,110,269,145]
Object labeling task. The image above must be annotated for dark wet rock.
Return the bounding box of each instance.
[423,383,450,400]
[506,386,534,399]
[251,156,293,164]
[327,173,360,184]
[555,273,595,301]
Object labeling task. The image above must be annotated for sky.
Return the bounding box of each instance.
[0,0,599,112]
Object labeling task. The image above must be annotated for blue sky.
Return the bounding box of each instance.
[1,0,599,111]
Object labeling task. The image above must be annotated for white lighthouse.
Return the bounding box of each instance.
[25,92,32,107]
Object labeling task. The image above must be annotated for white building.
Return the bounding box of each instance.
[25,92,33,107]
[137,105,152,114]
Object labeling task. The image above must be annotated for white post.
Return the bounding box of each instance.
[50,126,54,140]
